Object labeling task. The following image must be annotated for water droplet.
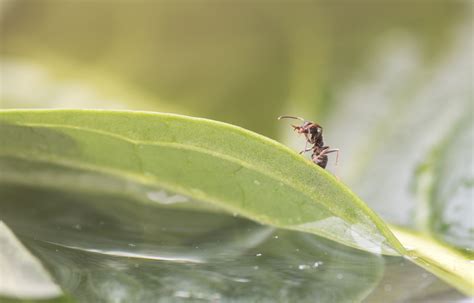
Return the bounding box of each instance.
[74,224,82,230]
[274,235,279,239]
[233,277,250,283]
[295,248,300,252]
[174,290,191,298]
[298,264,310,270]
[256,253,262,257]
[210,294,221,300]
[253,180,261,185]
[336,273,344,280]
[384,284,392,292]
[313,261,323,268]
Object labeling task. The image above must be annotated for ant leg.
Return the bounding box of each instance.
[299,148,313,155]
[299,143,313,155]
[323,149,340,166]
[304,133,311,143]
[319,147,339,165]
[318,148,341,180]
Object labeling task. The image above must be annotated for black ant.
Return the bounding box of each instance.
[278,115,339,169]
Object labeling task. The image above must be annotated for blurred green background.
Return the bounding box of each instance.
[1,0,472,242]
[1,0,468,135]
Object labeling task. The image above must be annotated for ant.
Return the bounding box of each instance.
[278,115,339,169]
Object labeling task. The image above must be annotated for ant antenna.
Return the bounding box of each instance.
[277,115,305,122]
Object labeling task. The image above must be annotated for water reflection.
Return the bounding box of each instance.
[0,184,466,302]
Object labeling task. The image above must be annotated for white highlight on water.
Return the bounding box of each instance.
[44,241,204,264]
[146,190,189,205]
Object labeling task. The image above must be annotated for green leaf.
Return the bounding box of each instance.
[0,109,404,256]
[0,221,73,303]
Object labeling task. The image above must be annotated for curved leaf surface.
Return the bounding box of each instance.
[0,109,404,255]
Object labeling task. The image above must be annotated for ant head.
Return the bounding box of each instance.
[278,115,323,135]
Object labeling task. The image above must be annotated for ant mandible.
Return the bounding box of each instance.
[278,115,339,169]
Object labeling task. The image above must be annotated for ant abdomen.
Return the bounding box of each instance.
[313,154,328,169]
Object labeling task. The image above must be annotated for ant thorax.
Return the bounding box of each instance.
[306,124,324,147]
[313,135,324,148]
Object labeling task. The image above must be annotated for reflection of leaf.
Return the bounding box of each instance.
[0,221,72,302]
[0,109,403,255]
[1,185,385,303]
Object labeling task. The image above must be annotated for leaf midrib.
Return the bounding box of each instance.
[14,122,347,216]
